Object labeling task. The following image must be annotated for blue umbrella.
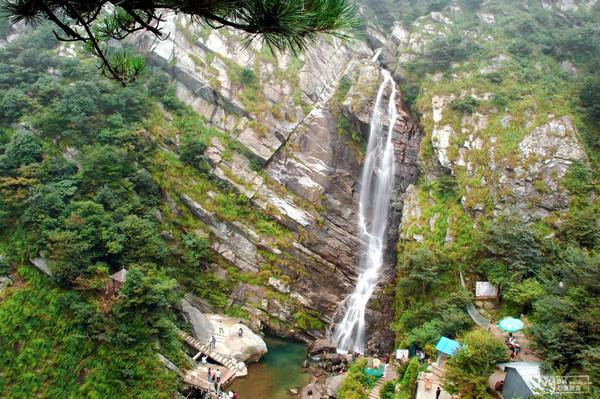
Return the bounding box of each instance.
[497,317,524,333]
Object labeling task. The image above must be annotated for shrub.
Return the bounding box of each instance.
[449,96,480,114]
[380,381,395,399]
[444,330,507,399]
[338,358,377,399]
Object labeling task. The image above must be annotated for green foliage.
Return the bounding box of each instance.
[182,233,210,268]
[444,330,507,399]
[580,76,600,125]
[179,139,209,173]
[2,0,357,84]
[380,381,395,399]
[0,269,179,398]
[529,246,600,375]
[563,161,593,195]
[397,357,419,399]
[410,34,482,73]
[0,87,32,121]
[449,96,480,114]
[118,267,177,313]
[0,130,43,173]
[480,216,545,285]
[338,358,377,399]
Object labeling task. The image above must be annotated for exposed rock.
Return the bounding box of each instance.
[560,60,577,77]
[431,125,456,169]
[308,339,337,356]
[179,298,267,363]
[325,373,346,398]
[268,277,290,294]
[158,353,182,376]
[30,257,52,276]
[0,276,13,293]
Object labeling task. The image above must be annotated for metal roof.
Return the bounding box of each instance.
[498,362,550,393]
[435,336,461,356]
[110,267,128,282]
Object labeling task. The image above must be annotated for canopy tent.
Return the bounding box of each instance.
[435,336,461,356]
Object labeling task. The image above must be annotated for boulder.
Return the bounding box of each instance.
[325,373,346,398]
[0,276,12,293]
[179,298,267,363]
[30,257,52,276]
[308,339,337,356]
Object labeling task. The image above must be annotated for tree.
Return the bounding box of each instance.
[0,130,43,173]
[0,87,32,121]
[444,330,507,399]
[2,0,356,84]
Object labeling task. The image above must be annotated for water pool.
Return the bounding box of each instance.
[229,336,311,399]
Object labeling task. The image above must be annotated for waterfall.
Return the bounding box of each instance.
[332,70,398,354]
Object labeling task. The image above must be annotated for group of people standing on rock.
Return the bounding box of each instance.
[207,367,238,398]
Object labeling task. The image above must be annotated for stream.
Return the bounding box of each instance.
[229,336,311,399]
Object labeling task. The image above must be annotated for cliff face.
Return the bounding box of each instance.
[134,1,593,352]
[133,14,422,347]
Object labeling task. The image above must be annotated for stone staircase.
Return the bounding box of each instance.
[368,364,398,399]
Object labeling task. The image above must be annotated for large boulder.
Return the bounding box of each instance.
[308,339,337,356]
[180,298,267,363]
[325,373,346,398]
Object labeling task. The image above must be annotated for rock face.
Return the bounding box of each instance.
[325,373,346,398]
[180,298,267,363]
[134,13,421,352]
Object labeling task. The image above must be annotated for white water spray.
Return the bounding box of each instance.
[332,70,398,354]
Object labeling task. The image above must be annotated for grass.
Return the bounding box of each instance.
[0,267,180,398]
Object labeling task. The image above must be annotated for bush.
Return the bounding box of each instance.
[449,96,480,114]
[397,357,419,399]
[444,330,507,399]
[179,139,210,173]
[417,34,482,72]
[380,381,395,399]
[338,358,377,399]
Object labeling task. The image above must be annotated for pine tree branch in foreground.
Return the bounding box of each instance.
[1,0,357,85]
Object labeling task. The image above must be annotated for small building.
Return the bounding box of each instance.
[498,362,550,399]
[434,336,461,365]
[105,267,127,294]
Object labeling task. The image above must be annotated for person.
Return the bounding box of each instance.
[207,367,212,382]
[238,327,243,338]
[201,355,208,366]
[436,386,441,399]
[307,389,313,399]
[219,320,225,335]
[216,368,222,383]
[228,391,234,399]
[494,380,504,391]
[210,335,217,349]
[232,391,238,399]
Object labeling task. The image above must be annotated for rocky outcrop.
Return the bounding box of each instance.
[179,298,267,363]
[135,9,424,353]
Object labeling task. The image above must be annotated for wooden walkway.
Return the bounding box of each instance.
[177,329,247,396]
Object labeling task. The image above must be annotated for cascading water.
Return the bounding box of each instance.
[332,69,398,354]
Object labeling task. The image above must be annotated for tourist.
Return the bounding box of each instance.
[436,386,441,399]
[307,389,313,399]
[207,367,212,382]
[232,391,238,399]
[201,355,208,366]
[216,368,222,383]
[219,320,225,335]
[238,327,243,337]
[228,390,234,399]
[211,335,217,349]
